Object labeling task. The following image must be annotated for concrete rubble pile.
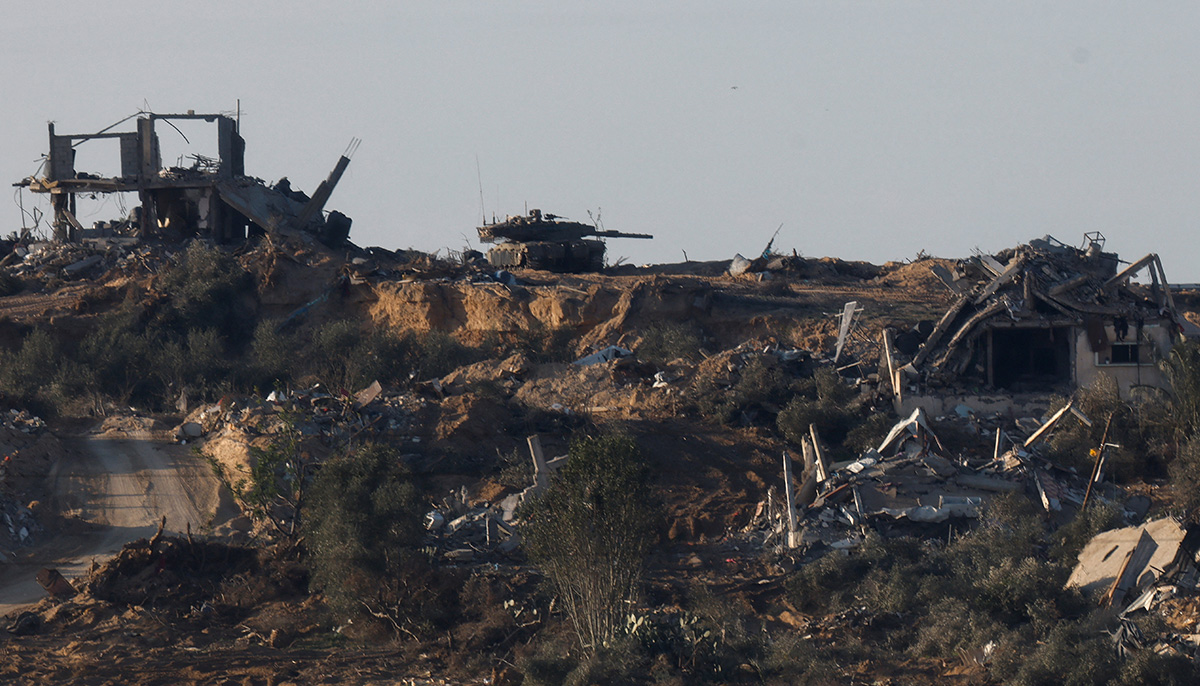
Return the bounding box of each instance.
[727,250,883,282]
[423,486,523,564]
[0,496,37,564]
[176,381,425,448]
[421,436,562,564]
[0,410,46,562]
[0,237,155,285]
[2,410,46,435]
[746,396,1144,555]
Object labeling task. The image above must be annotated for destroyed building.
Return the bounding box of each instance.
[907,235,1193,398]
[13,111,357,247]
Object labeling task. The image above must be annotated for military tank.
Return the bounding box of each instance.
[477,209,652,272]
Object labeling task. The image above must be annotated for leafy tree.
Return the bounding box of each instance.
[1163,339,1200,440]
[521,434,658,653]
[304,442,425,632]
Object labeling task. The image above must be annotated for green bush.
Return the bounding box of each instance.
[409,329,479,379]
[1049,501,1124,565]
[1043,375,1174,483]
[77,304,152,403]
[65,244,253,410]
[785,494,1097,675]
[521,434,659,653]
[1169,436,1200,517]
[304,319,410,390]
[698,356,796,426]
[497,447,533,490]
[207,414,310,539]
[997,616,1116,686]
[1114,649,1200,686]
[776,367,875,461]
[0,328,87,415]
[149,328,230,398]
[1162,339,1200,440]
[1045,376,1125,474]
[637,322,703,367]
[304,442,426,631]
[497,325,577,364]
[152,240,254,345]
[241,319,297,390]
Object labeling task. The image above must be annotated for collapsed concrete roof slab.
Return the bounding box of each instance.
[1067,517,1186,605]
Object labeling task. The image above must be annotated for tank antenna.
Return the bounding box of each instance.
[476,154,486,225]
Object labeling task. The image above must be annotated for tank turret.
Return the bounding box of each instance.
[477,209,652,272]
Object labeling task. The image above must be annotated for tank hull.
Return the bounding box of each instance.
[486,239,606,272]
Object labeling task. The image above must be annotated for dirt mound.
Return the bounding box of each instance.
[94,414,167,438]
[433,394,512,445]
[368,278,711,353]
[513,360,678,420]
[875,257,955,294]
[200,425,275,481]
[438,352,532,395]
[0,535,331,685]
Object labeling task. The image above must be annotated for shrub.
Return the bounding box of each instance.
[785,493,1102,675]
[304,319,409,390]
[521,434,658,653]
[497,447,533,490]
[1049,501,1123,565]
[637,322,703,367]
[242,319,297,390]
[1162,339,1200,440]
[776,367,873,461]
[698,356,796,426]
[998,615,1116,686]
[77,305,152,403]
[207,415,311,539]
[149,327,230,398]
[1045,376,1125,474]
[498,325,577,364]
[1114,649,1200,685]
[409,329,479,379]
[0,328,80,415]
[152,240,254,345]
[1170,436,1200,517]
[304,442,427,632]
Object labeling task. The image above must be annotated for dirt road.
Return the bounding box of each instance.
[0,426,230,615]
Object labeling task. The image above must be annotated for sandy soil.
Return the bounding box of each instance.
[0,425,231,616]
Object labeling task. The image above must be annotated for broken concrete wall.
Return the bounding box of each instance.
[1073,322,1173,397]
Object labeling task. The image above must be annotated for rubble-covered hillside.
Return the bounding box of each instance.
[1,225,1200,685]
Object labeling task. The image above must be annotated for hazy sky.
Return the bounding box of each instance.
[4,2,1199,278]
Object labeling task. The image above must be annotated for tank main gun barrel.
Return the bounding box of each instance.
[593,230,653,239]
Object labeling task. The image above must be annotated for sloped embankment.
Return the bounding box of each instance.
[367,279,713,352]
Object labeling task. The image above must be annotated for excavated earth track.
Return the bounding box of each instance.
[0,422,232,617]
